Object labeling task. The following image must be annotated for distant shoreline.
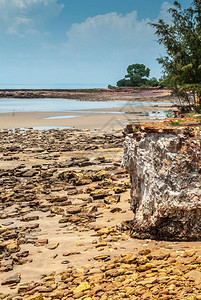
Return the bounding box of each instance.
[0,87,175,102]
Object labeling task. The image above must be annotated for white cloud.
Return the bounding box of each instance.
[62,2,174,83]
[0,0,64,36]
[65,11,152,53]
[158,1,175,23]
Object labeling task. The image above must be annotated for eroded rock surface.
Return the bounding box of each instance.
[123,121,201,240]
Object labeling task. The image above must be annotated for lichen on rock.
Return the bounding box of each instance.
[122,121,201,240]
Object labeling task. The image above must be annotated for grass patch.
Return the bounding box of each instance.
[194,116,201,123]
[169,120,184,126]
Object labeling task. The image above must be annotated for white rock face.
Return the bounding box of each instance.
[123,130,201,240]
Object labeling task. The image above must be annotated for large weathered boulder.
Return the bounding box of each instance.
[122,121,201,240]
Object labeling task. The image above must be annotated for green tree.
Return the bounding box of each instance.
[116,78,132,87]
[126,64,150,79]
[149,0,201,107]
[148,77,159,87]
[117,63,153,87]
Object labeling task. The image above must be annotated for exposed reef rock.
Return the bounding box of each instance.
[123,119,201,240]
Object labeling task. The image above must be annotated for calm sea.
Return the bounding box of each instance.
[0,84,108,89]
[0,98,156,113]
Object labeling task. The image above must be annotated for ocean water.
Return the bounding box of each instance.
[0,98,161,113]
[0,84,108,90]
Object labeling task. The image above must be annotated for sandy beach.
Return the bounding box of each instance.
[0,103,174,130]
[0,88,175,130]
[0,90,200,299]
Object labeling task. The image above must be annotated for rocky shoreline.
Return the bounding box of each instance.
[0,88,174,102]
[0,128,201,299]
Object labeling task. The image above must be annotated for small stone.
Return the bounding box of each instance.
[90,189,110,200]
[6,241,20,253]
[92,170,110,181]
[138,249,151,256]
[25,293,44,300]
[16,251,29,258]
[50,206,64,215]
[35,239,48,247]
[66,207,82,214]
[76,243,85,247]
[151,251,170,260]
[113,187,126,194]
[94,254,110,261]
[73,282,90,294]
[104,195,120,204]
[105,268,126,277]
[0,227,9,234]
[2,221,14,226]
[21,216,39,222]
[186,270,201,283]
[47,242,59,250]
[63,251,81,256]
[61,260,70,264]
[88,206,98,214]
[97,227,114,236]
[110,207,122,213]
[58,217,68,223]
[136,263,152,272]
[137,277,158,285]
[1,273,21,285]
[49,290,64,299]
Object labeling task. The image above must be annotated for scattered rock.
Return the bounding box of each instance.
[47,242,59,250]
[1,273,21,285]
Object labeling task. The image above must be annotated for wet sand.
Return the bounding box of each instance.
[0,102,174,130]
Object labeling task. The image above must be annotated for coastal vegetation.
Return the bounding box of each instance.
[150,0,201,109]
[115,63,159,88]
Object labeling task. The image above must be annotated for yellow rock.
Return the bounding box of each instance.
[73,282,90,294]
[97,227,111,235]
[186,270,201,284]
[137,256,150,265]
[47,242,59,250]
[0,227,8,234]
[42,276,55,282]
[158,276,171,283]
[124,181,131,187]
[151,251,170,260]
[87,274,104,283]
[6,241,20,253]
[146,273,157,278]
[190,264,199,269]
[25,293,44,300]
[126,287,136,296]
[105,268,126,277]
[121,254,137,264]
[49,290,64,299]
[76,242,85,247]
[137,277,158,285]
[182,250,197,257]
[136,263,152,272]
[50,206,64,214]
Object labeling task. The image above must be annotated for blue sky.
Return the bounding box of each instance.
[0,0,191,88]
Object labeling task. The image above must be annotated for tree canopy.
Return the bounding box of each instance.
[116,63,158,87]
[150,0,201,106]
